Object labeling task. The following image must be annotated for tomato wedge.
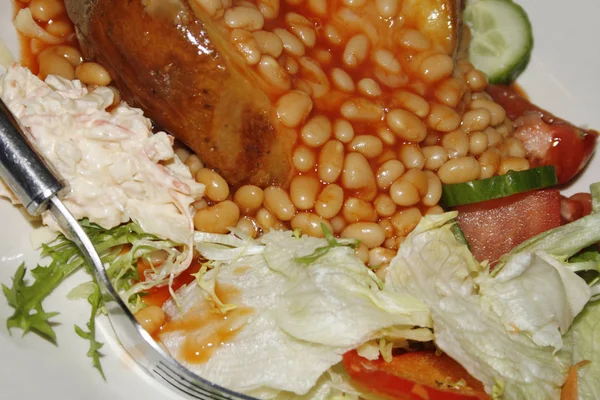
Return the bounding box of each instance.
[486,84,597,184]
[455,189,561,265]
[343,350,489,400]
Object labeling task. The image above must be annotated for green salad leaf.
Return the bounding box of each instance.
[2,220,181,376]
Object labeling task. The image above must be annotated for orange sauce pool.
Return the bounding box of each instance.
[159,282,253,364]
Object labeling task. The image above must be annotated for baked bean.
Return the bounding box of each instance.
[290,212,334,238]
[378,218,394,238]
[255,207,284,231]
[400,168,428,196]
[195,0,225,18]
[230,29,261,65]
[135,305,165,336]
[424,205,444,215]
[349,135,383,159]
[462,108,492,133]
[397,28,431,51]
[386,109,427,142]
[225,6,265,30]
[307,0,327,15]
[418,53,453,83]
[498,157,530,175]
[441,130,469,158]
[497,118,515,136]
[355,242,370,263]
[398,144,425,170]
[391,207,422,237]
[257,55,291,90]
[38,51,75,80]
[289,175,320,210]
[484,129,503,151]
[469,131,489,156]
[193,198,209,211]
[427,103,461,132]
[341,98,384,122]
[478,148,501,179]
[383,236,404,250]
[263,187,296,221]
[470,99,506,126]
[318,140,345,182]
[324,24,343,46]
[392,91,430,118]
[236,216,259,238]
[331,68,355,92]
[343,197,378,222]
[377,127,397,146]
[344,34,370,67]
[376,159,405,189]
[315,184,344,219]
[330,215,347,234]
[466,68,488,92]
[195,168,229,202]
[357,78,382,97]
[253,30,284,58]
[46,20,73,38]
[276,90,313,128]
[194,201,240,234]
[75,62,112,86]
[234,185,264,214]
[373,49,401,74]
[286,12,316,47]
[423,132,442,147]
[434,77,464,108]
[342,152,376,190]
[301,115,332,147]
[422,145,448,171]
[390,179,420,206]
[374,194,397,217]
[504,137,526,158]
[333,119,355,143]
[274,28,306,57]
[344,0,367,9]
[375,264,389,280]
[257,0,280,19]
[29,0,65,22]
[341,222,386,249]
[368,247,396,268]
[293,145,316,172]
[184,154,204,176]
[422,171,442,207]
[174,147,191,163]
[437,157,481,184]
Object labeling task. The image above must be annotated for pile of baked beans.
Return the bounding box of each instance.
[13,0,532,271]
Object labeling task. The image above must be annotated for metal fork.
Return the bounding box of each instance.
[0,98,252,400]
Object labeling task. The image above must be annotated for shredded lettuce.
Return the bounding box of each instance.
[159,230,430,396]
[386,212,586,399]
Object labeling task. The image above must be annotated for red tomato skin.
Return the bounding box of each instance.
[455,189,561,265]
[486,84,597,184]
[342,351,489,400]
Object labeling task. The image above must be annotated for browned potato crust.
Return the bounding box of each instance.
[66,0,295,188]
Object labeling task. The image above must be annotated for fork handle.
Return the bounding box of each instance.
[0,98,65,215]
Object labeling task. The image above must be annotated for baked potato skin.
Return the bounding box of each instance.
[65,0,294,188]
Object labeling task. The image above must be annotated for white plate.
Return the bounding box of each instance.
[1,1,599,399]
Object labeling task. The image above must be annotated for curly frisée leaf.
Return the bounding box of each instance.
[2,220,186,376]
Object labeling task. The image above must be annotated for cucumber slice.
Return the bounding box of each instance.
[464,0,534,84]
[441,166,558,207]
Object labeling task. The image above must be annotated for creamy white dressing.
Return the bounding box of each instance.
[0,64,204,278]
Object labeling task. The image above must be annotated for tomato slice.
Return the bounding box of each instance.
[455,189,561,264]
[343,350,489,400]
[486,84,597,184]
